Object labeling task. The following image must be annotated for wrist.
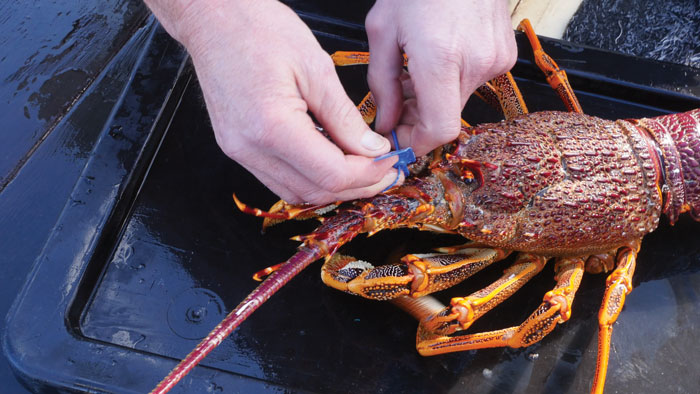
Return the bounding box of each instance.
[145,0,233,49]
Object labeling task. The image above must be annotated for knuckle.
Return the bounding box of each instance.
[332,98,361,128]
[219,138,242,160]
[437,124,461,142]
[425,119,460,142]
[213,125,245,160]
[369,168,387,184]
[432,43,463,69]
[318,172,350,194]
[473,50,501,74]
[310,54,337,79]
[421,44,464,88]
[491,40,517,76]
[364,9,385,37]
[250,109,286,147]
[501,39,518,73]
[472,40,518,79]
[314,87,360,130]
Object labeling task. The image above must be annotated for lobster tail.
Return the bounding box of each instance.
[632,108,700,222]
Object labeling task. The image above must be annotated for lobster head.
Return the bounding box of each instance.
[441,111,663,256]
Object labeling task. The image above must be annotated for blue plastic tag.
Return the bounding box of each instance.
[373,130,416,192]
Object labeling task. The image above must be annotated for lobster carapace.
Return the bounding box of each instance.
[152,19,700,394]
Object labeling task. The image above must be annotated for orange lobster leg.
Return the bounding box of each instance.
[321,246,510,300]
[233,194,338,229]
[417,253,548,337]
[330,51,409,67]
[517,19,583,113]
[355,91,377,125]
[330,51,372,66]
[475,73,529,120]
[592,245,637,394]
[416,256,584,356]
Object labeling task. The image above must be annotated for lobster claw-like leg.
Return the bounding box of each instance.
[517,19,583,113]
[233,194,339,230]
[414,255,585,355]
[321,245,510,301]
[592,245,637,394]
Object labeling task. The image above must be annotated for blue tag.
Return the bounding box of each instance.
[373,130,416,192]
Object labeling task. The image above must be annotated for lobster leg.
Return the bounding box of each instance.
[416,253,549,337]
[330,51,372,66]
[415,256,584,356]
[517,19,583,113]
[321,245,510,300]
[233,194,338,230]
[592,245,637,394]
[356,91,377,124]
[475,73,529,120]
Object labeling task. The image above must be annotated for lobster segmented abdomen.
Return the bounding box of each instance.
[633,108,700,222]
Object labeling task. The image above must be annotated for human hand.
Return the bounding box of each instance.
[366,0,517,156]
[145,0,399,204]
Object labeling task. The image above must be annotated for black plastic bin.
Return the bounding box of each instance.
[5,6,700,394]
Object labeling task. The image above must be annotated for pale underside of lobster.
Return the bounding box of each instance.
[152,20,700,394]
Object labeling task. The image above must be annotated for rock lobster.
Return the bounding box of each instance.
[152,20,700,394]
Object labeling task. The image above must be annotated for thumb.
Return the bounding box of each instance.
[300,55,391,157]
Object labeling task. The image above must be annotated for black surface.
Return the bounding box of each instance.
[2,17,189,393]
[0,1,150,393]
[2,2,700,394]
[0,0,149,188]
[4,8,700,394]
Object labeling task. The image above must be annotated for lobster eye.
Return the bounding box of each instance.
[460,170,475,184]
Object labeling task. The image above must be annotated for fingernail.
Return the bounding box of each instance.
[378,168,402,193]
[361,130,387,151]
[381,168,397,182]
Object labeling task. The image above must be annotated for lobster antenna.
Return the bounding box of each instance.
[150,246,321,393]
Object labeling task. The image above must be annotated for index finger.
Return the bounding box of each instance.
[265,108,398,194]
[400,48,463,156]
